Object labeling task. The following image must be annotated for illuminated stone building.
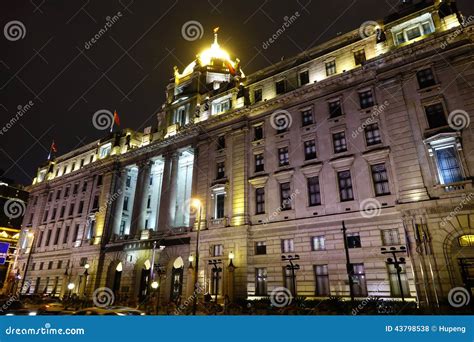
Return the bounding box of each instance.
[16,0,474,308]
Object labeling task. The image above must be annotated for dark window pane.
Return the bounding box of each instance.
[338,170,354,201]
[329,100,343,118]
[365,123,382,146]
[425,103,447,128]
[299,70,310,85]
[436,147,463,184]
[417,68,436,89]
[359,90,375,109]
[333,132,347,153]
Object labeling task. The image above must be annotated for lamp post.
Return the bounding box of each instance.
[149,242,165,302]
[208,259,223,303]
[191,198,202,315]
[381,246,407,302]
[67,282,75,299]
[83,263,90,298]
[281,254,300,297]
[153,264,166,314]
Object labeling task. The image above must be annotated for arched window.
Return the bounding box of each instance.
[459,235,474,247]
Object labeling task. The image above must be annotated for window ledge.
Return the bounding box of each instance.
[417,83,441,93]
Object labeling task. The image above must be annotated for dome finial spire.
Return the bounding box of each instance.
[213,27,220,45]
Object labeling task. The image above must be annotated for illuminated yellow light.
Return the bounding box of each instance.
[116,262,123,272]
[228,251,234,260]
[188,255,194,263]
[191,198,201,209]
[151,281,159,289]
[84,263,90,270]
[67,283,75,290]
[459,235,474,247]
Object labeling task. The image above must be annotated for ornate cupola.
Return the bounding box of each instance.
[173,27,245,89]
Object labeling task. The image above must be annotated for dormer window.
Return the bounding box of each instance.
[212,97,231,115]
[99,143,112,159]
[392,13,435,46]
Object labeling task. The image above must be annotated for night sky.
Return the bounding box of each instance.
[1,0,474,185]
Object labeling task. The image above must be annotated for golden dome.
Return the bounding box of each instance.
[175,28,244,81]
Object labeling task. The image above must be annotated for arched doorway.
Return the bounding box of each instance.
[170,257,184,302]
[452,234,474,297]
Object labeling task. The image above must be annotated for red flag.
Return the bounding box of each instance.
[113,110,120,126]
[51,140,57,153]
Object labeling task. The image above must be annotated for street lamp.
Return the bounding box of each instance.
[83,263,90,297]
[281,254,300,297]
[208,259,223,302]
[191,198,202,315]
[67,282,75,299]
[381,246,407,302]
[188,255,194,269]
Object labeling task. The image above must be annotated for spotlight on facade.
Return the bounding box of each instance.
[84,263,90,270]
[191,198,202,209]
[67,283,75,290]
[151,281,159,289]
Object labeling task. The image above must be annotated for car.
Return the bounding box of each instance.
[3,309,37,316]
[73,307,146,316]
[37,302,66,315]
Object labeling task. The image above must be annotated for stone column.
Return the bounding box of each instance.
[167,153,180,228]
[227,264,235,302]
[157,154,172,232]
[111,168,128,237]
[130,161,153,236]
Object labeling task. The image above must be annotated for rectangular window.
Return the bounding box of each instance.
[347,233,361,248]
[254,125,264,140]
[74,224,80,242]
[332,132,347,153]
[123,196,129,211]
[43,210,49,222]
[365,123,382,146]
[47,192,53,202]
[53,228,61,245]
[39,262,44,270]
[301,108,314,126]
[59,205,66,219]
[304,140,317,160]
[125,176,131,188]
[275,79,286,94]
[37,231,43,248]
[372,164,390,196]
[435,147,463,184]
[354,49,366,66]
[278,147,289,167]
[78,201,84,214]
[281,238,294,253]
[97,175,103,186]
[82,182,88,192]
[255,241,267,255]
[56,190,61,200]
[212,244,224,257]
[417,68,436,89]
[351,263,368,297]
[48,261,53,270]
[92,196,99,210]
[146,195,151,209]
[63,226,70,244]
[307,176,321,206]
[215,193,225,219]
[299,70,310,86]
[254,88,262,103]
[338,170,354,201]
[312,236,325,251]
[216,162,225,179]
[424,103,448,128]
[68,203,75,216]
[326,60,337,76]
[255,268,267,295]
[64,186,70,197]
[255,188,265,214]
[359,90,375,109]
[57,260,63,269]
[45,229,52,246]
[381,229,400,246]
[72,183,78,195]
[406,26,421,40]
[119,220,126,235]
[283,267,296,295]
[217,136,226,150]
[280,182,292,210]
[255,153,264,172]
[328,100,343,118]
[315,265,330,296]
[388,264,410,297]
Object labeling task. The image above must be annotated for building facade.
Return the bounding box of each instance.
[15,0,474,308]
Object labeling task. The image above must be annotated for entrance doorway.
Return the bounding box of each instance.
[458,258,474,298]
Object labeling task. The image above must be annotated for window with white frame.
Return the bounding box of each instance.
[392,13,435,46]
[99,143,111,159]
[381,229,400,246]
[212,98,231,115]
[281,238,294,253]
[312,236,325,251]
[425,135,464,186]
